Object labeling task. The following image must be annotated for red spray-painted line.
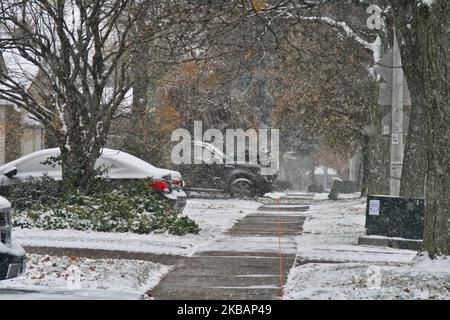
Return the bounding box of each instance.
[276,197,284,299]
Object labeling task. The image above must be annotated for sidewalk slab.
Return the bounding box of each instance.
[150,195,313,300]
[258,205,310,212]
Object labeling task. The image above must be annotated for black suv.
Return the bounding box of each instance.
[0,196,26,280]
[176,141,276,198]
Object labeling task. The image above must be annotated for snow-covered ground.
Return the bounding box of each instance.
[13,199,260,256]
[1,198,260,299]
[284,196,450,300]
[0,254,170,299]
[313,192,362,201]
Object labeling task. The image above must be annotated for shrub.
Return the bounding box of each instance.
[8,175,64,211]
[10,178,199,236]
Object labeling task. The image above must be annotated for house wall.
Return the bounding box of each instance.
[0,103,43,165]
[4,106,22,163]
[20,127,43,156]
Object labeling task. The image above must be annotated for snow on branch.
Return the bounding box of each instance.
[299,16,381,61]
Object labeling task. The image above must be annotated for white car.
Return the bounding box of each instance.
[0,148,187,211]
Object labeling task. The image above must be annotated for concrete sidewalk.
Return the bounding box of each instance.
[150,194,314,300]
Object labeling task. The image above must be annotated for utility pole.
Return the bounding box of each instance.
[390,30,404,196]
[375,29,411,196]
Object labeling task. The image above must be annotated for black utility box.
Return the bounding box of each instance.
[366,195,425,239]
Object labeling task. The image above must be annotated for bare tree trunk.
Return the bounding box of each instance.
[361,133,389,197]
[396,1,427,198]
[308,156,316,187]
[364,88,390,196]
[399,103,426,198]
[414,0,450,257]
[128,39,151,160]
[60,147,99,191]
[360,136,370,196]
[59,119,108,191]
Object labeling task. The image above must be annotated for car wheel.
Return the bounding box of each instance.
[229,178,255,199]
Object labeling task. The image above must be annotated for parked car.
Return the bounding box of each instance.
[0,148,187,211]
[0,196,26,280]
[176,141,277,198]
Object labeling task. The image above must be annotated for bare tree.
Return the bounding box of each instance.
[0,0,153,189]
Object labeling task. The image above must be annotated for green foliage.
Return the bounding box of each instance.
[41,153,110,195]
[8,175,64,211]
[10,178,199,236]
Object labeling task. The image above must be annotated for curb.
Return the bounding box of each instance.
[357,236,422,251]
[23,246,185,265]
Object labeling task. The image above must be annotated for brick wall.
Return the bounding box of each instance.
[0,104,27,164]
[4,106,22,163]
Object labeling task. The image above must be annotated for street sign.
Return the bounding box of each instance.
[392,133,399,145]
[381,108,411,138]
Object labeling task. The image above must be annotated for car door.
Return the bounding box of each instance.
[184,144,209,189]
[15,155,61,180]
[0,154,57,195]
[198,144,228,190]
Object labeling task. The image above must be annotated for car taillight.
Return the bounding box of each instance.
[172,179,183,187]
[149,179,170,193]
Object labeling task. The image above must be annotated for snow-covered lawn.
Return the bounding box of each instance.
[0,254,170,299]
[0,199,260,299]
[13,199,260,256]
[285,258,450,300]
[285,196,450,300]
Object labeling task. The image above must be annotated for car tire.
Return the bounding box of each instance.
[229,178,255,199]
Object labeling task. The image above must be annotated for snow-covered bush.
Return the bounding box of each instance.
[8,175,63,211]
[9,178,199,236]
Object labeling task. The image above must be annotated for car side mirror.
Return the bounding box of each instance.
[4,167,17,178]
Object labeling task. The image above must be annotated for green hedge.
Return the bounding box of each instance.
[10,176,199,236]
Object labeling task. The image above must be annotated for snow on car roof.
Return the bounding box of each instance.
[99,149,181,178]
[100,148,157,170]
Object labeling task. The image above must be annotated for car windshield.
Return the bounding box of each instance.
[198,142,232,162]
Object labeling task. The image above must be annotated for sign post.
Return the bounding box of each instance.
[390,30,404,196]
[375,29,411,196]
